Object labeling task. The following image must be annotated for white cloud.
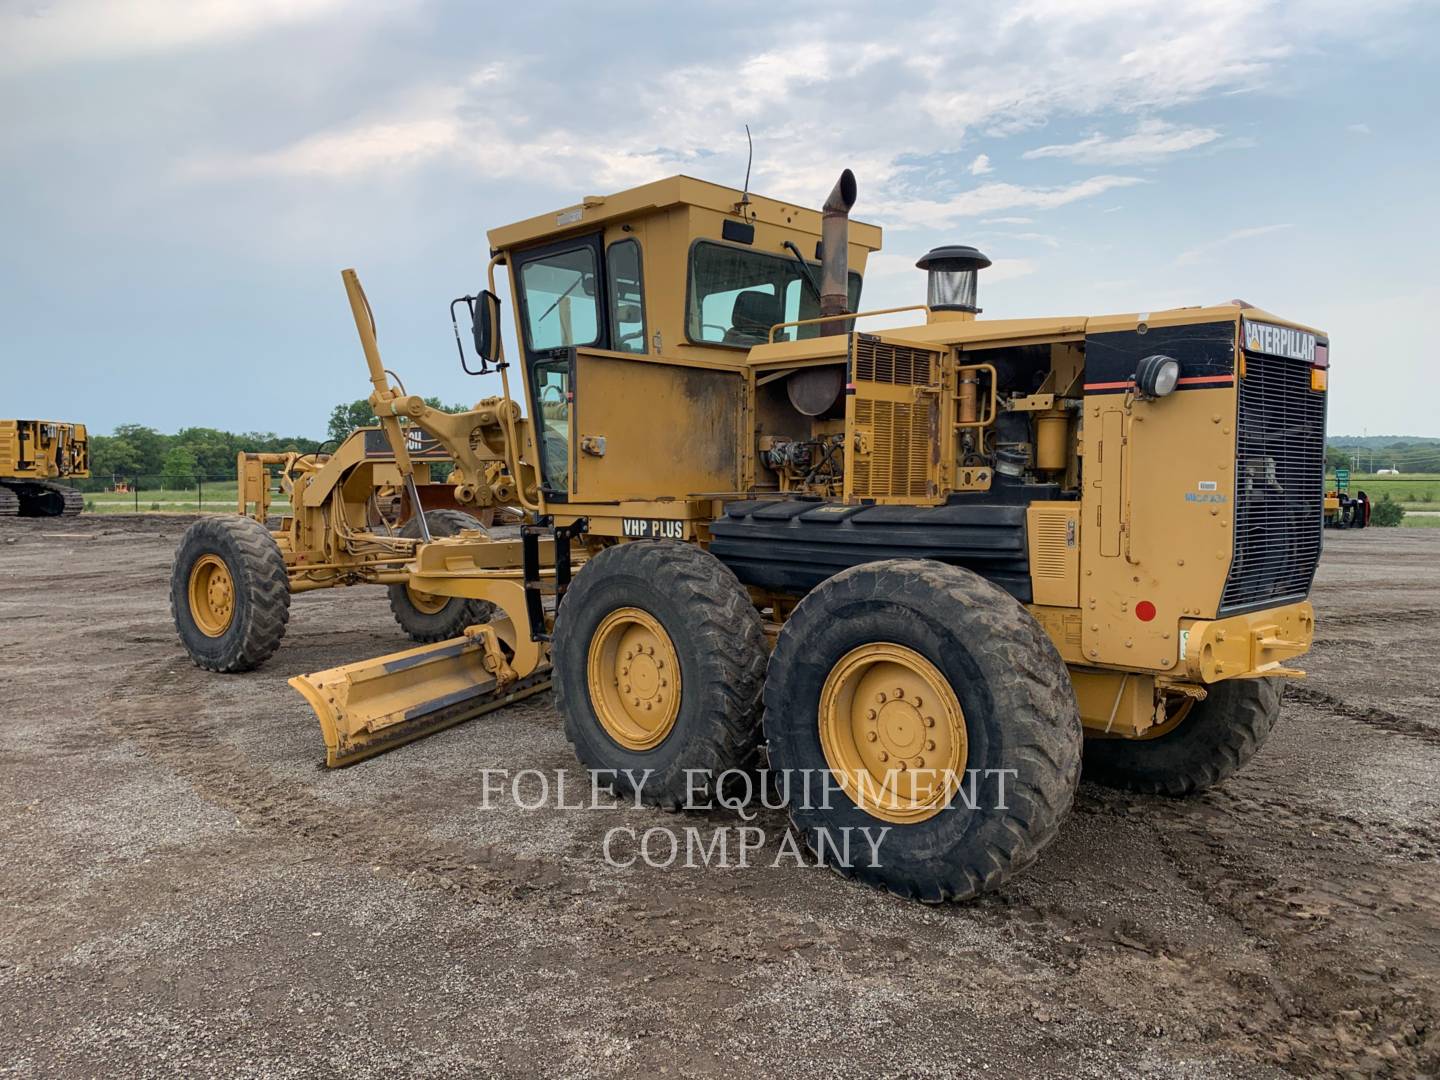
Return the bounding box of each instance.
[874,176,1145,230]
[1176,223,1294,266]
[1347,122,1372,135]
[1024,119,1221,165]
[986,231,1061,248]
[0,0,354,70]
[173,0,1408,239]
[980,216,1034,225]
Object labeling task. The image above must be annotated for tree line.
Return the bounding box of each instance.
[1327,439,1440,474]
[84,399,466,489]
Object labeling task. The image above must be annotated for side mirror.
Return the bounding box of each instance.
[473,290,502,366]
[450,289,503,375]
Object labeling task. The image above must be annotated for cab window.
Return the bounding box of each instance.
[607,239,646,353]
[531,356,570,493]
[687,241,862,347]
[519,246,601,351]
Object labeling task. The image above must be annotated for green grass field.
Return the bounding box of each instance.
[1333,472,1440,510]
[81,482,292,515]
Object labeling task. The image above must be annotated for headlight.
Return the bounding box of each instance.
[1136,354,1181,398]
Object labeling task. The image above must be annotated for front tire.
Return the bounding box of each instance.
[171,516,290,672]
[552,541,767,808]
[387,509,496,642]
[763,559,1082,902]
[1082,677,1281,796]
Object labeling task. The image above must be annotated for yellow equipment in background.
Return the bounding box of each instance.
[0,419,88,516]
[172,169,1329,902]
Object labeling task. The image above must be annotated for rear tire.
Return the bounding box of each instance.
[387,510,496,641]
[763,559,1082,902]
[552,541,767,808]
[171,516,290,672]
[1082,677,1280,796]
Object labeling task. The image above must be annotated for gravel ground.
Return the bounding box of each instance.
[1,516,1436,1078]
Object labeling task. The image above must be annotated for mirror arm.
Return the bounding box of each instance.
[450,294,490,376]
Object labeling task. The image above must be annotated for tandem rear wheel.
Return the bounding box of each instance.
[551,541,768,808]
[171,516,291,672]
[763,559,1083,902]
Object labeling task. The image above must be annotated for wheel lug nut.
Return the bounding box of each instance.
[876,693,886,703]
[865,731,877,742]
[655,659,664,670]
[877,751,889,762]
[924,717,935,728]
[926,740,936,751]
[644,702,653,711]
[913,697,923,708]
[659,679,667,688]
[894,687,904,698]
[865,709,876,721]
[896,760,907,771]
[623,684,631,693]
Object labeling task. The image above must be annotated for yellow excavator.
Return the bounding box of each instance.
[172,170,1326,901]
[0,419,88,516]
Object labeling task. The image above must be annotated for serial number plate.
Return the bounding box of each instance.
[621,517,686,540]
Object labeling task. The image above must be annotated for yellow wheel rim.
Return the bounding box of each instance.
[188,553,235,637]
[819,643,967,824]
[1136,695,1196,740]
[587,607,682,751]
[405,583,450,615]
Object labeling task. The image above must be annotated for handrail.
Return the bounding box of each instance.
[766,305,931,343]
[486,253,541,514]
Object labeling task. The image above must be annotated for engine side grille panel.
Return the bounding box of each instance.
[848,336,939,502]
[853,335,934,385]
[1219,353,1326,613]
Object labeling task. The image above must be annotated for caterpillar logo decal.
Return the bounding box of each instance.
[1242,318,1319,363]
[621,518,686,540]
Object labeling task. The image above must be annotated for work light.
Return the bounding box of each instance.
[1135,354,1181,398]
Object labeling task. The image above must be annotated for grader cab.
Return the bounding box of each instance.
[172,169,1327,901]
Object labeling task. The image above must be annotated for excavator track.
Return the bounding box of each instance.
[0,479,85,517]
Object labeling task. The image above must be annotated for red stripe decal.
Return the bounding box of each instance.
[1083,374,1236,392]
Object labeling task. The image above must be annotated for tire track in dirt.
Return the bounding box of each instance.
[104,652,1440,1076]
[1143,794,1439,1077]
[1284,684,1440,745]
[102,658,977,975]
[999,786,1440,1076]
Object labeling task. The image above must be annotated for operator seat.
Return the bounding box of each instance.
[724,290,781,346]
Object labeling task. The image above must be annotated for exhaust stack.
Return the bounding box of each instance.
[819,169,857,336]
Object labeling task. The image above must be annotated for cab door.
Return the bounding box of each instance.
[511,233,609,501]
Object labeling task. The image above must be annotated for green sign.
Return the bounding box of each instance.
[1334,467,1350,492]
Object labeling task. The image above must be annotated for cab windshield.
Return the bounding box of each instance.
[687,241,862,347]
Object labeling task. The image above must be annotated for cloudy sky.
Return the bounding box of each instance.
[4,0,1438,438]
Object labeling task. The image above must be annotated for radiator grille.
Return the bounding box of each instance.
[853,335,934,386]
[1219,353,1326,613]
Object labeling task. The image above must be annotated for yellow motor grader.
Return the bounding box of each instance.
[172,170,1326,901]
